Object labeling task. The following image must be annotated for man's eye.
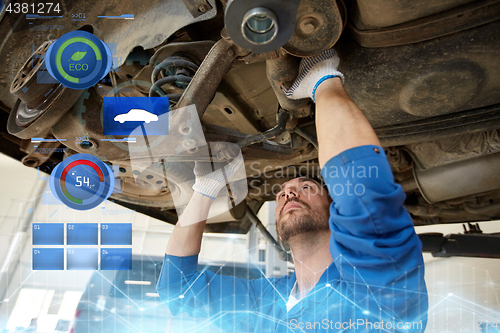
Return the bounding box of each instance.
[302,185,310,189]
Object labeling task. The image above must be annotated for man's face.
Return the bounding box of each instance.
[275,177,331,242]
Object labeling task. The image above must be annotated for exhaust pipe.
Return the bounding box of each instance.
[413,152,500,203]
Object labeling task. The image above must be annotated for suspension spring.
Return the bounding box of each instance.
[149,55,199,106]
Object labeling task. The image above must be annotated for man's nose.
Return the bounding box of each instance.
[285,187,298,198]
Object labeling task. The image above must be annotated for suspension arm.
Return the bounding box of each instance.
[175,39,245,118]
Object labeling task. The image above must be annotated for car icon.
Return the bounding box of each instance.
[113,109,159,123]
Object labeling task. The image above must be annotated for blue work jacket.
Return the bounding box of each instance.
[157,145,429,332]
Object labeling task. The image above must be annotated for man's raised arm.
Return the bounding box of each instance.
[314,78,381,167]
[165,157,243,256]
[281,48,380,167]
[157,156,265,332]
[283,49,429,331]
[165,191,212,256]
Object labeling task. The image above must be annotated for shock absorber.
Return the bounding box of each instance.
[149,55,199,107]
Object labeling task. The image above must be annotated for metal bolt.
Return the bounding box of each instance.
[179,125,192,135]
[182,139,196,148]
[302,23,314,34]
[198,3,210,13]
[299,16,318,35]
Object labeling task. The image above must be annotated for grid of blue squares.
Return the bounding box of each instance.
[32,223,132,270]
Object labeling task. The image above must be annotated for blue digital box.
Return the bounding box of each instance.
[67,223,98,245]
[32,223,64,245]
[102,97,169,136]
[67,248,99,270]
[100,248,132,270]
[101,223,132,245]
[33,248,64,270]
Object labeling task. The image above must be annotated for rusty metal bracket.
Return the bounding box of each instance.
[348,0,500,48]
[283,0,344,56]
[175,38,245,119]
[181,0,213,18]
[266,54,311,117]
[19,138,61,168]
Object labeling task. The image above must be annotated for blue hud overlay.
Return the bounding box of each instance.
[33,248,64,270]
[32,223,64,245]
[103,97,170,136]
[101,248,132,270]
[67,223,98,245]
[101,223,132,245]
[67,248,99,270]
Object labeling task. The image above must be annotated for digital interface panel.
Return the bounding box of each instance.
[32,222,132,270]
[0,1,252,331]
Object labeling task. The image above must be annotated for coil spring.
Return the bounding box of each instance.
[149,55,199,106]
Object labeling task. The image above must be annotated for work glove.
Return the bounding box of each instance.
[281,48,344,102]
[192,154,244,199]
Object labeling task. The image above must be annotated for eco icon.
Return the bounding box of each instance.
[45,31,112,89]
[70,51,87,61]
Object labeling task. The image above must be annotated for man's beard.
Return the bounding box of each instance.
[276,197,330,242]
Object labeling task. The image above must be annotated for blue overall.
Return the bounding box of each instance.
[157,145,428,332]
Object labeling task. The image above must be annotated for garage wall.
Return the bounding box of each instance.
[415,222,500,332]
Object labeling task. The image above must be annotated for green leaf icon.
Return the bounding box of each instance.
[70,51,87,61]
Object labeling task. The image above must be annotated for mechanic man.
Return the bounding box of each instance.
[157,49,428,332]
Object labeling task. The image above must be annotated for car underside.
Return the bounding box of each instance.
[1,0,500,236]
